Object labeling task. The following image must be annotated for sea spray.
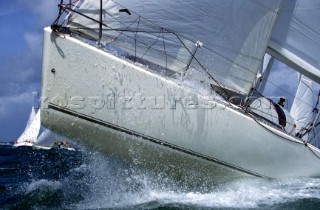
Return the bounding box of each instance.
[2,145,320,209]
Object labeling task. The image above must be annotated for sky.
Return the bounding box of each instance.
[0,1,318,142]
[0,0,59,141]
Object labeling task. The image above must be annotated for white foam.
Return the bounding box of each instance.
[149,178,320,208]
[23,175,320,209]
[24,179,62,194]
[69,150,320,209]
[21,147,319,209]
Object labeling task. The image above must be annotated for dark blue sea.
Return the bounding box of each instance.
[1,143,320,209]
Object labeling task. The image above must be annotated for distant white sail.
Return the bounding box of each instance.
[290,75,314,140]
[16,109,41,144]
[36,128,53,146]
[268,0,320,84]
[67,0,282,95]
[25,106,36,130]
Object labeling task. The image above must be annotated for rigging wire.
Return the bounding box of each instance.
[134,17,141,61]
[57,5,185,65]
[56,5,176,65]
[174,34,232,102]
[161,29,168,72]
[111,0,264,77]
[52,0,66,25]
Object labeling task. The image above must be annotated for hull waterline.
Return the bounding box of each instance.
[13,142,33,147]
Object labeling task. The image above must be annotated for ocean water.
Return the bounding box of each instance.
[1,144,320,209]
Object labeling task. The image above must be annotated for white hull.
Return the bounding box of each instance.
[41,28,320,178]
[32,144,75,151]
[32,145,51,150]
[13,142,33,147]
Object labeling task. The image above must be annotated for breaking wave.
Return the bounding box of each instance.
[1,145,320,209]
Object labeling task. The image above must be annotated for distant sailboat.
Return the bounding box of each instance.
[14,107,41,147]
[31,128,52,150]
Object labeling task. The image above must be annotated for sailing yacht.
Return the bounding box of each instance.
[40,0,320,178]
[14,106,41,147]
[13,105,74,150]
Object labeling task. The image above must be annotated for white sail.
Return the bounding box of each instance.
[67,0,282,95]
[36,128,53,146]
[256,53,274,93]
[261,54,272,75]
[16,106,36,143]
[268,0,320,84]
[290,75,314,140]
[26,106,36,130]
[16,110,41,144]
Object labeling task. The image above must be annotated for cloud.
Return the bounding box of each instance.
[0,0,60,141]
[18,0,60,30]
[0,1,21,16]
[0,92,34,141]
[24,32,43,56]
[0,9,19,16]
[0,92,32,118]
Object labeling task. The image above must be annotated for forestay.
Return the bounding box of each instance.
[67,0,282,95]
[268,0,320,84]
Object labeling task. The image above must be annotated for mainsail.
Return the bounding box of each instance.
[268,0,320,84]
[16,109,41,144]
[66,0,282,95]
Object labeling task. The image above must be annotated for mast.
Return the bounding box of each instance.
[99,0,103,44]
[266,44,320,84]
[268,0,320,84]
